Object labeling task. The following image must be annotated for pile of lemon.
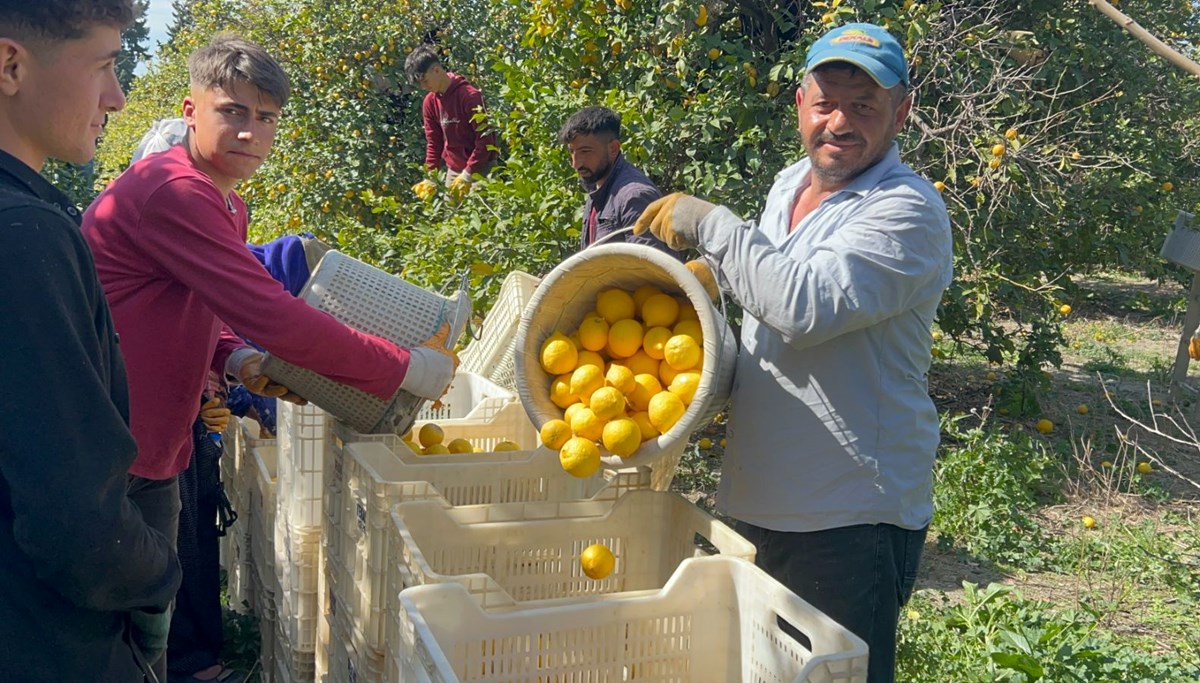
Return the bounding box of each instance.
[402,423,521,456]
[538,286,704,478]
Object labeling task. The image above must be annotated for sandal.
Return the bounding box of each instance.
[168,666,246,683]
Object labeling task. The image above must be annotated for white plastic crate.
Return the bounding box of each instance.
[459,271,540,391]
[275,618,317,682]
[278,402,328,529]
[250,445,278,604]
[224,525,254,613]
[325,582,387,683]
[397,556,868,683]
[259,250,471,434]
[410,371,538,451]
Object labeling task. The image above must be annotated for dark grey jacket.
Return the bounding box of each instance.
[579,155,681,259]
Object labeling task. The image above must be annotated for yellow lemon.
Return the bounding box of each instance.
[601,418,641,458]
[494,440,521,451]
[563,401,587,425]
[570,364,605,404]
[648,391,686,433]
[641,293,680,328]
[607,319,644,358]
[560,437,601,478]
[673,319,703,342]
[570,407,605,441]
[698,437,712,449]
[401,438,419,454]
[540,419,572,450]
[664,334,701,370]
[580,543,615,579]
[630,411,660,442]
[1137,462,1152,474]
[628,374,663,412]
[590,386,627,421]
[1059,304,1072,316]
[540,332,578,375]
[596,289,636,324]
[1081,516,1096,529]
[642,326,673,360]
[659,361,681,387]
[676,301,699,321]
[632,285,663,312]
[577,315,610,351]
[446,438,474,454]
[575,349,605,371]
[668,372,701,405]
[1036,419,1053,434]
[622,350,660,377]
[720,437,726,447]
[422,443,450,455]
[418,423,445,448]
[1077,404,1089,415]
[605,363,636,394]
[549,374,577,409]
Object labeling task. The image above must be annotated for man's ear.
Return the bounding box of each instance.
[182,95,196,126]
[0,39,28,97]
[607,137,621,161]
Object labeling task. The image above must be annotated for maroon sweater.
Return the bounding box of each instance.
[422,72,497,176]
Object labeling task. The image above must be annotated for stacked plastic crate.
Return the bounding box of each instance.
[457,270,540,392]
[219,418,253,612]
[247,435,278,681]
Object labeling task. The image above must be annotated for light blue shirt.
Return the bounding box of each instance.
[698,144,953,532]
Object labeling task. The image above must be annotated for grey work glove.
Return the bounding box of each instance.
[633,192,718,251]
[398,322,460,400]
[130,608,171,665]
[685,259,720,301]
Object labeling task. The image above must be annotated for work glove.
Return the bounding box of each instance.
[1190,334,1200,361]
[398,322,460,400]
[200,396,231,433]
[237,351,307,405]
[685,259,720,301]
[448,175,473,204]
[130,608,171,666]
[412,179,437,201]
[633,192,718,251]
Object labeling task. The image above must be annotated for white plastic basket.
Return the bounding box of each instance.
[260,250,472,434]
[515,243,737,468]
[459,271,541,391]
[277,402,328,529]
[1160,211,1200,270]
[397,555,868,683]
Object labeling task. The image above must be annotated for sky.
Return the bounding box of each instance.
[144,0,173,61]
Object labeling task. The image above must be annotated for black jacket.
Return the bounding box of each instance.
[579,155,681,259]
[0,150,181,682]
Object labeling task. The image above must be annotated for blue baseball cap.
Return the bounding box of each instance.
[805,23,909,89]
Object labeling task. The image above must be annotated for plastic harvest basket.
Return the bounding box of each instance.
[260,250,471,435]
[459,270,541,391]
[396,555,869,683]
[515,243,737,469]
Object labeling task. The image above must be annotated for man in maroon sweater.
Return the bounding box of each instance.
[404,45,496,196]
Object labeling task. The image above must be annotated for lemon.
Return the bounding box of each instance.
[422,443,450,455]
[720,437,726,447]
[1059,304,1072,316]
[446,438,474,454]
[563,401,587,425]
[607,319,644,358]
[664,334,701,370]
[642,326,673,360]
[659,361,681,387]
[1081,516,1096,529]
[673,319,703,342]
[575,349,606,371]
[596,289,636,324]
[540,332,578,375]
[494,440,521,451]
[630,411,660,442]
[632,285,663,312]
[622,350,660,377]
[648,391,686,433]
[418,423,445,448]
[676,301,699,321]
[589,386,627,421]
[580,543,615,579]
[628,374,663,412]
[577,315,610,351]
[602,418,641,457]
[641,293,680,328]
[540,419,572,450]
[605,363,636,394]
[569,364,605,404]
[570,407,605,441]
[668,372,701,405]
[1137,462,1152,474]
[549,374,577,409]
[1077,404,1089,415]
[560,437,601,478]
[1035,418,1053,434]
[698,437,712,449]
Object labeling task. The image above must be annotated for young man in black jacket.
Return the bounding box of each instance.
[0,3,182,681]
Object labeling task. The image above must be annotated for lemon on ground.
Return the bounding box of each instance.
[630,411,659,442]
[648,391,686,433]
[602,418,641,457]
[580,543,615,579]
[550,374,577,409]
[1077,404,1089,415]
[698,437,712,449]
[577,315,610,351]
[1082,516,1096,529]
[1100,460,1113,469]
[570,364,605,404]
[1035,418,1053,434]
[641,293,680,328]
[664,334,701,370]
[540,332,578,375]
[622,350,660,377]
[422,443,450,455]
[446,438,474,454]
[575,349,606,371]
[570,407,605,441]
[596,288,636,324]
[607,319,644,358]
[668,372,701,405]
[632,285,663,312]
[673,319,703,343]
[659,361,681,387]
[605,363,636,394]
[494,440,521,451]
[563,401,587,425]
[642,326,673,360]
[418,423,445,448]
[1059,304,1072,315]
[540,419,572,450]
[590,386,627,421]
[629,374,663,412]
[1137,462,1153,474]
[720,437,726,447]
[560,437,601,478]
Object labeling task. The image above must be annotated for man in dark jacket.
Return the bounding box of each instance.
[558,106,680,258]
[0,3,182,681]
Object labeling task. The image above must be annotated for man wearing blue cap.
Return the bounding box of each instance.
[635,22,952,683]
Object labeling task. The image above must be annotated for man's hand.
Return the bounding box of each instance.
[685,259,720,301]
[130,609,171,665]
[237,352,307,405]
[199,396,231,433]
[412,179,437,201]
[448,175,472,202]
[633,192,718,251]
[397,322,461,400]
[1189,335,1200,361]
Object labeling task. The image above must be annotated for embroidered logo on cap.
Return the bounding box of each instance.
[830,29,881,48]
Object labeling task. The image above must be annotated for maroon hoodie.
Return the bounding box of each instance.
[422,72,497,176]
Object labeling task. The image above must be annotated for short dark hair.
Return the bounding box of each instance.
[802,63,909,104]
[404,44,442,85]
[0,0,137,44]
[189,33,291,108]
[557,106,621,145]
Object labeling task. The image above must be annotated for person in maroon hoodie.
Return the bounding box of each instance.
[404,44,497,196]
